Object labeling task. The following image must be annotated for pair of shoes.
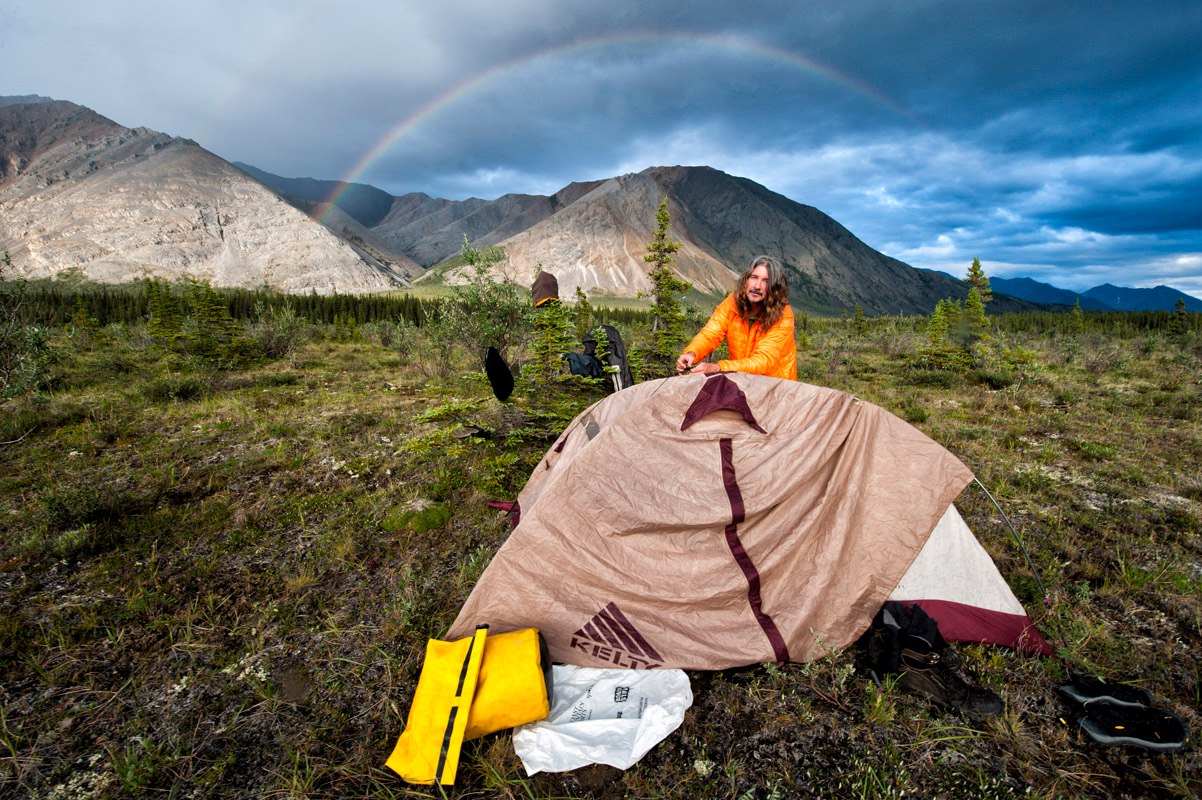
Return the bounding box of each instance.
[897,647,1003,719]
[1057,675,1189,753]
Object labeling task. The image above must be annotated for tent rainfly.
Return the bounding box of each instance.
[450,373,1051,669]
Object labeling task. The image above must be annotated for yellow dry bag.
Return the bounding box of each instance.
[385,626,551,785]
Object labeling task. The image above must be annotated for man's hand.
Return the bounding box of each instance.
[678,351,721,375]
[676,351,696,374]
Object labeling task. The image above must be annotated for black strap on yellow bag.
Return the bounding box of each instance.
[385,625,487,785]
[385,626,551,785]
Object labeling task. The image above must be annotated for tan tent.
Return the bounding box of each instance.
[450,373,1049,669]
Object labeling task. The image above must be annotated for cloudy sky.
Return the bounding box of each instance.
[5,1,1201,297]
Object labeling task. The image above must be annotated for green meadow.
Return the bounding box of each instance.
[1,277,1200,799]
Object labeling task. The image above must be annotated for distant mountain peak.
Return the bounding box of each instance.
[991,276,1112,310]
[392,163,995,314]
[1083,283,1202,312]
[0,94,56,108]
[991,276,1202,312]
[233,162,396,228]
[0,100,414,293]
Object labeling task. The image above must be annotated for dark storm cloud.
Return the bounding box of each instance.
[2,0,1200,296]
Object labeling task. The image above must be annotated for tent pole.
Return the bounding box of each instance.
[973,478,1049,601]
[972,477,1074,658]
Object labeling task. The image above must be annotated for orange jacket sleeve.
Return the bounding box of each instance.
[683,294,739,362]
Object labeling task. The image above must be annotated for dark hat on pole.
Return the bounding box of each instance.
[531,271,559,307]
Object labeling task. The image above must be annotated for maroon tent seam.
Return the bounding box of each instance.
[719,437,790,662]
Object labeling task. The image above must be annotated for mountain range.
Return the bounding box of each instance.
[990,277,1202,313]
[2,96,1194,314]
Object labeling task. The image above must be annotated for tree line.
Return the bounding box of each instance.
[5,279,439,328]
[5,275,660,332]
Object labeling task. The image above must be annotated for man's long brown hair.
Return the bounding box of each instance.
[734,255,789,330]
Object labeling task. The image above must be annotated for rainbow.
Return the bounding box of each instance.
[319,31,918,222]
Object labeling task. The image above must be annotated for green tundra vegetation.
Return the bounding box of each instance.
[1,267,1200,799]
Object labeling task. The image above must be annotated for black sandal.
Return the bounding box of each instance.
[1057,674,1153,709]
[1076,701,1189,753]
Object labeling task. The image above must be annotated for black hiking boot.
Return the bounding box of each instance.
[863,618,960,676]
[896,646,1003,719]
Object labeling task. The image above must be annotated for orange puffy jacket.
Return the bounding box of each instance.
[683,294,797,380]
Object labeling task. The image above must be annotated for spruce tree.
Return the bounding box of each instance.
[146,279,185,348]
[572,286,594,341]
[852,304,868,336]
[643,198,690,362]
[71,295,103,349]
[957,259,991,344]
[1069,298,1085,334]
[928,298,958,344]
[963,286,989,340]
[181,280,244,362]
[1169,297,1189,337]
[966,257,992,306]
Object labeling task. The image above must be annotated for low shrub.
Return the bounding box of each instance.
[899,366,960,388]
[249,302,309,359]
[974,368,1016,390]
[143,373,209,402]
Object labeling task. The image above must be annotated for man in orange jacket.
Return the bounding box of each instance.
[676,255,797,380]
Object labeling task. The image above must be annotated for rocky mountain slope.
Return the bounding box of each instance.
[245,159,982,314]
[0,101,414,294]
[1,97,1028,313]
[400,166,983,315]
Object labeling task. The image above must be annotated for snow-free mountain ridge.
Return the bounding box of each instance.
[0,100,417,294]
[2,97,1193,313]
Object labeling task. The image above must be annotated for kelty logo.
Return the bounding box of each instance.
[570,601,664,668]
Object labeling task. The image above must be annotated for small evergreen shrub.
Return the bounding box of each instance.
[440,237,532,362]
[0,323,54,398]
[899,396,930,423]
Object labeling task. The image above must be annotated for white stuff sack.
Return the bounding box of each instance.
[512,665,693,774]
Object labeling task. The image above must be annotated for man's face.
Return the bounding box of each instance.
[745,264,769,304]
